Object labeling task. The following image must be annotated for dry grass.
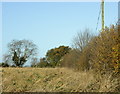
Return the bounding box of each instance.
[1,67,120,92]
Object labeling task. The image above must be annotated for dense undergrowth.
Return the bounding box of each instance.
[60,25,120,74]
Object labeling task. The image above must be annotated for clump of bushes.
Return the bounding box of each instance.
[0,62,9,67]
[60,49,80,69]
[60,25,120,73]
[35,58,49,68]
[89,25,119,73]
[60,29,93,71]
[31,46,71,68]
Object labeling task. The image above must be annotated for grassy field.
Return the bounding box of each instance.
[1,67,120,92]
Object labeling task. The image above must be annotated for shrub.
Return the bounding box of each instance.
[61,29,93,71]
[0,62,9,67]
[46,46,71,67]
[60,49,80,69]
[89,25,119,73]
[61,25,119,73]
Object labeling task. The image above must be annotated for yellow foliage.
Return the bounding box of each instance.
[89,25,119,73]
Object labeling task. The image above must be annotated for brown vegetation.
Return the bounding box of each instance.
[2,67,120,92]
[1,25,119,92]
[61,25,120,74]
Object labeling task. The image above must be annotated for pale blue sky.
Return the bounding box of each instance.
[118,1,120,24]
[1,2,118,65]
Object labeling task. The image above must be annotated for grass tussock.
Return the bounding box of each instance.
[2,67,120,92]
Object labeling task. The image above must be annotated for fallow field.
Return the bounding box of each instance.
[1,67,120,92]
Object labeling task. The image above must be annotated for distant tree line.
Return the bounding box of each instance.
[1,40,71,68]
[31,46,71,68]
[1,24,120,73]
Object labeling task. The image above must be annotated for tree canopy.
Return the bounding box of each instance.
[4,39,38,67]
[46,46,71,67]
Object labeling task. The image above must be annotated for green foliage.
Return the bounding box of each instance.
[12,51,20,66]
[46,46,71,67]
[0,62,9,67]
[36,58,49,68]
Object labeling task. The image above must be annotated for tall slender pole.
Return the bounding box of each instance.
[101,0,104,31]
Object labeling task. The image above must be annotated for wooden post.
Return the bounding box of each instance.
[101,0,104,31]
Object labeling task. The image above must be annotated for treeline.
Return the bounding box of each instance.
[60,25,120,73]
[31,46,71,68]
[1,25,120,73]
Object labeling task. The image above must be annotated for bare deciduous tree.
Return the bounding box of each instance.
[4,39,38,67]
[72,28,93,52]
